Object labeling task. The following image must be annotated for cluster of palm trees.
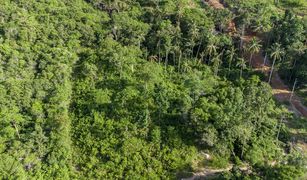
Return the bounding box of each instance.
[268,43,284,84]
[232,36,287,82]
[238,33,287,83]
[197,35,259,78]
[143,0,293,82]
[246,37,262,67]
[156,26,287,83]
[244,38,287,85]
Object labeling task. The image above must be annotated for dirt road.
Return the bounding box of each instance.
[242,35,307,117]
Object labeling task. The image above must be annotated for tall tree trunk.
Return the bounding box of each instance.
[215,65,219,76]
[158,39,161,64]
[240,24,245,50]
[276,116,284,141]
[266,31,272,47]
[241,139,245,159]
[178,50,182,72]
[228,60,232,74]
[196,38,203,59]
[263,53,267,73]
[165,51,169,69]
[268,58,276,84]
[249,53,253,67]
[263,53,267,65]
[173,52,176,66]
[290,78,297,101]
[289,58,298,82]
[12,121,20,139]
[190,44,195,59]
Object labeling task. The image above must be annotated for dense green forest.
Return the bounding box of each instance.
[0,0,306,179]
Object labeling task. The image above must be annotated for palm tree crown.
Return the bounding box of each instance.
[247,37,262,67]
[270,43,283,61]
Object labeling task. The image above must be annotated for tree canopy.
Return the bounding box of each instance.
[0,0,306,179]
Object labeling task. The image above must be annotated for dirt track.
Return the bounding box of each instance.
[242,35,307,117]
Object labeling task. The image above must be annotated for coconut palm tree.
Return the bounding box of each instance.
[211,53,223,76]
[238,11,251,51]
[148,55,158,62]
[188,23,199,58]
[196,33,205,59]
[226,46,236,72]
[247,37,262,67]
[268,43,284,84]
[289,42,306,82]
[291,42,306,69]
[182,60,192,73]
[236,57,246,78]
[205,39,217,64]
[172,45,182,71]
[199,51,206,64]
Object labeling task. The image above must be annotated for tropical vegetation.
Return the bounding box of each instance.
[0,0,306,179]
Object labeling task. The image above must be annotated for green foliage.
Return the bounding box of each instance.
[268,10,307,96]
[0,0,305,179]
